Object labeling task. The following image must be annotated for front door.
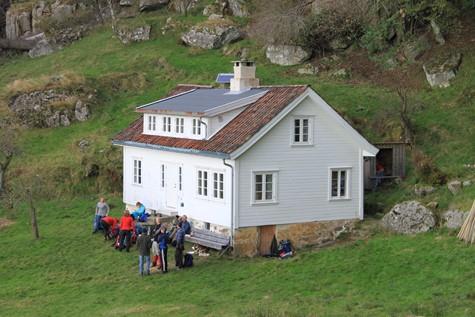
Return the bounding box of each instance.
[166,163,178,210]
[258,225,276,255]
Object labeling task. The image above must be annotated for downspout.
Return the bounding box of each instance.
[223,159,234,246]
[199,117,208,140]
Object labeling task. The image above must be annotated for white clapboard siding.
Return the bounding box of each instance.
[123,146,234,227]
[236,96,362,228]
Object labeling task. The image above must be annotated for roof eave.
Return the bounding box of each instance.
[112,140,231,159]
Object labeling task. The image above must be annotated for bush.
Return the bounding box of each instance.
[411,148,447,185]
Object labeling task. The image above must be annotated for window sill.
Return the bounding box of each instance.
[290,143,314,148]
[132,183,143,188]
[196,195,226,204]
[251,201,279,206]
[329,197,352,202]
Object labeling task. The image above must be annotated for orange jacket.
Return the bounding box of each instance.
[119,215,134,231]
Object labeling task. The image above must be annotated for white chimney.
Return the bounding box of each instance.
[230,61,259,92]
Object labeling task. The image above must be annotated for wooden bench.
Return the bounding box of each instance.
[185,228,230,250]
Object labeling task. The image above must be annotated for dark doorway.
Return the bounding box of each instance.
[376,148,393,176]
[258,225,276,255]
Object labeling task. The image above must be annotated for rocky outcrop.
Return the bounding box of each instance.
[430,20,445,45]
[423,53,462,88]
[139,0,169,12]
[9,90,92,128]
[181,19,241,49]
[116,24,151,44]
[170,0,198,14]
[442,210,468,229]
[402,34,431,63]
[5,9,32,40]
[266,44,311,66]
[414,184,435,197]
[382,201,436,234]
[227,0,248,17]
[297,63,318,75]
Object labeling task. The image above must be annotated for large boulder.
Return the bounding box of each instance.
[442,210,468,229]
[28,38,54,58]
[139,0,169,12]
[5,9,32,40]
[423,53,462,88]
[116,24,151,44]
[227,0,248,17]
[9,89,92,128]
[32,1,51,33]
[382,201,436,234]
[181,20,241,49]
[266,44,311,66]
[170,0,198,14]
[51,1,77,22]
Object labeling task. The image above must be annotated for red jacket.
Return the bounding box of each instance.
[102,216,118,227]
[120,215,134,231]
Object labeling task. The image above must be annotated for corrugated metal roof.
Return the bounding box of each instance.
[137,88,268,114]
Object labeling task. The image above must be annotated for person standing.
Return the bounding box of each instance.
[118,210,134,252]
[180,215,191,235]
[156,226,169,273]
[175,223,185,269]
[136,230,152,276]
[93,197,110,233]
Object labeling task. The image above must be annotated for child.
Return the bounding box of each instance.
[136,230,152,276]
[156,226,169,273]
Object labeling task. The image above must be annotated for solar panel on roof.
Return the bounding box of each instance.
[216,73,234,84]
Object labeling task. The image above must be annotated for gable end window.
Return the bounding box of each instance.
[133,159,142,185]
[330,168,350,200]
[213,172,224,200]
[253,171,278,204]
[292,117,313,145]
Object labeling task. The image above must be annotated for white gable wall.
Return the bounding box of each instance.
[207,106,246,138]
[236,96,362,228]
[123,145,233,227]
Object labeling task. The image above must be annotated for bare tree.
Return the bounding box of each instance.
[395,87,416,145]
[0,124,18,195]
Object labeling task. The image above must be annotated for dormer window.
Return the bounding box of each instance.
[193,119,201,135]
[175,118,184,134]
[148,115,157,131]
[163,117,172,132]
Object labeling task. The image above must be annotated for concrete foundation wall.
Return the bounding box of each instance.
[233,219,357,257]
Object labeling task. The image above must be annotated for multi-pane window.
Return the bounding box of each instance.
[213,172,224,200]
[161,164,165,188]
[133,159,142,185]
[163,117,172,132]
[175,118,184,134]
[179,166,183,191]
[197,170,208,196]
[193,119,201,135]
[330,168,350,199]
[254,172,277,203]
[148,116,156,131]
[293,117,312,144]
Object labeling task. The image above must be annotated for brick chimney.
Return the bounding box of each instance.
[230,61,259,92]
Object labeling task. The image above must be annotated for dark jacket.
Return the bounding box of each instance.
[136,233,152,256]
[181,221,191,235]
[156,231,169,250]
[176,228,185,246]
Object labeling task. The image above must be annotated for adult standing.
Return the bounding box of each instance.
[156,226,169,273]
[118,210,134,252]
[136,230,152,276]
[93,197,110,233]
[175,223,185,269]
[180,215,191,235]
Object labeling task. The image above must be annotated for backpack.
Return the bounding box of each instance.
[183,253,193,268]
[138,213,148,223]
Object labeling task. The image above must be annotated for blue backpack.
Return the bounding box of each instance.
[138,213,148,223]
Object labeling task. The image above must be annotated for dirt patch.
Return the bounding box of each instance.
[0,218,14,230]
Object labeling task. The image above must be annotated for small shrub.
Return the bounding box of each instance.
[411,148,446,185]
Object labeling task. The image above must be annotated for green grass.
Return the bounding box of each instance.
[1,197,475,317]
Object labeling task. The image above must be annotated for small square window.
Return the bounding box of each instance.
[330,168,350,200]
[292,117,313,145]
[253,172,277,203]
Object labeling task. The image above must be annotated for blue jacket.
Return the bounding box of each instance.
[181,221,191,235]
[156,232,169,250]
[176,228,185,245]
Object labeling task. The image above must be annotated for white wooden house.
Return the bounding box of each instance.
[113,61,378,256]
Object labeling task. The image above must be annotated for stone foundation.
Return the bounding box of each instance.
[233,219,357,257]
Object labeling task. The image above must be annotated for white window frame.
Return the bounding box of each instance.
[163,116,172,132]
[193,119,201,135]
[196,168,225,202]
[161,164,165,188]
[133,159,142,185]
[197,169,208,197]
[175,118,184,134]
[213,172,224,200]
[178,166,183,191]
[251,170,278,205]
[291,116,314,146]
[328,167,351,200]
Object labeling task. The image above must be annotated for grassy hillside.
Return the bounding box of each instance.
[1,198,475,317]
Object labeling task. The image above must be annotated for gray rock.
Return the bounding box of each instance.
[331,68,350,79]
[442,210,468,229]
[120,0,134,6]
[297,63,318,75]
[170,0,198,14]
[74,100,90,122]
[403,34,431,63]
[116,25,151,44]
[139,0,169,12]
[227,0,248,17]
[32,1,49,34]
[6,9,32,40]
[430,20,445,45]
[28,39,55,58]
[266,44,311,66]
[414,184,435,197]
[382,200,435,234]
[181,21,242,49]
[51,1,77,22]
[78,139,90,149]
[447,180,462,195]
[60,114,71,126]
[463,180,472,187]
[423,53,462,88]
[208,13,224,20]
[329,37,352,51]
